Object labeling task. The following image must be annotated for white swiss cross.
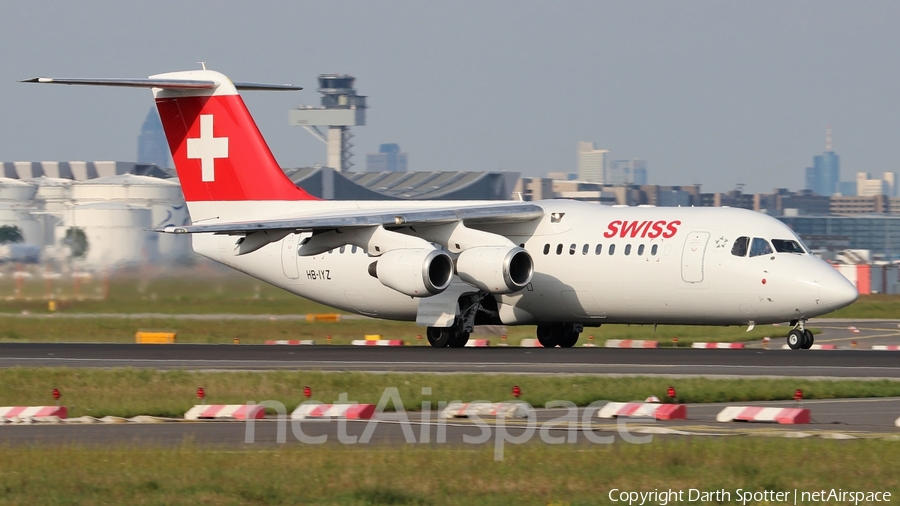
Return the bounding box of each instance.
[187,114,228,182]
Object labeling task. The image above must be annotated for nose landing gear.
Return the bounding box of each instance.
[786,320,814,350]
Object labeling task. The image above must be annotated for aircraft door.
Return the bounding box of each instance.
[281,234,300,279]
[681,231,709,283]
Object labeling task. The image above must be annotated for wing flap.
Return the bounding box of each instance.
[161,203,544,235]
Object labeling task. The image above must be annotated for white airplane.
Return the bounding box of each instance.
[25,68,858,350]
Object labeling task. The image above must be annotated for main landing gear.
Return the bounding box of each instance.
[426,325,470,348]
[786,319,814,350]
[535,323,583,348]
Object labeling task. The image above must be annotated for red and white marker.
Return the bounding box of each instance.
[780,344,837,350]
[464,339,491,347]
[716,406,810,424]
[265,340,315,345]
[0,406,68,420]
[872,345,900,351]
[351,339,404,346]
[184,404,265,420]
[605,339,659,349]
[291,403,376,420]
[691,342,745,349]
[597,402,687,420]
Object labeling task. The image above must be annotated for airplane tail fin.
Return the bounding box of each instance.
[23,70,317,206]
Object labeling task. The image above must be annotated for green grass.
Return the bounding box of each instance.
[3,368,900,418]
[827,294,900,319]
[0,439,897,505]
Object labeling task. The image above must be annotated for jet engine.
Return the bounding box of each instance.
[368,248,454,297]
[456,246,534,294]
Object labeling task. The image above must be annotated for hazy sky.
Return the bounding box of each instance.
[3,1,900,193]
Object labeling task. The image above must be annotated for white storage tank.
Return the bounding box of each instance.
[63,202,153,270]
[0,203,43,246]
[28,176,73,212]
[0,178,37,201]
[71,174,189,262]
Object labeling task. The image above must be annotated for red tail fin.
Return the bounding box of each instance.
[152,70,316,202]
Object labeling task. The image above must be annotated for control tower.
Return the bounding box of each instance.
[289,74,367,172]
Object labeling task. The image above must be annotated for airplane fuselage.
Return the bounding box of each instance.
[194,199,856,328]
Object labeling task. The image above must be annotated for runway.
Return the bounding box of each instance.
[2,398,897,447]
[1,342,899,378]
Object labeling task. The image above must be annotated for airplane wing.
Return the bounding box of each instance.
[160,202,545,234]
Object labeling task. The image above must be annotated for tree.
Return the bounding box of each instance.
[0,225,23,245]
[63,227,89,259]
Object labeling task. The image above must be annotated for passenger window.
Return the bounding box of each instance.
[609,244,616,255]
[351,245,358,254]
[595,244,602,255]
[772,239,805,254]
[339,245,346,254]
[569,244,576,255]
[543,244,550,255]
[637,244,645,256]
[556,244,563,255]
[651,244,658,256]
[749,237,774,257]
[624,244,632,255]
[731,236,749,257]
[582,244,589,255]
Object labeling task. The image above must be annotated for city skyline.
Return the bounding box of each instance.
[3,2,900,193]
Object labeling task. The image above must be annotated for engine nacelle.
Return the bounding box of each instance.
[456,246,534,294]
[368,248,454,297]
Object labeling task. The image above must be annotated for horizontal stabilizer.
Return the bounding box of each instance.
[20,77,302,91]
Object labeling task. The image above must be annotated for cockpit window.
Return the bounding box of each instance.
[731,236,749,257]
[772,239,805,254]
[749,237,774,257]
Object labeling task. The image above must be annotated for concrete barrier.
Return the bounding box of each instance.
[184,404,265,420]
[691,342,745,349]
[351,340,404,346]
[0,406,67,420]
[440,402,528,419]
[716,406,810,424]
[291,403,376,420]
[264,340,314,345]
[780,344,837,350]
[135,332,176,344]
[597,402,687,420]
[605,339,659,349]
[464,339,490,347]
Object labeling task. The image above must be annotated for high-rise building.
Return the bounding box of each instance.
[856,172,896,197]
[366,143,408,172]
[577,141,607,183]
[608,159,648,185]
[137,107,171,169]
[804,127,840,196]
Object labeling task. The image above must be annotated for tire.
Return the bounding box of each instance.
[448,331,470,348]
[426,327,452,348]
[787,329,803,350]
[536,324,558,348]
[558,331,579,348]
[801,329,814,349]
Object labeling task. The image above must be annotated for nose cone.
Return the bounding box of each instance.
[821,267,859,311]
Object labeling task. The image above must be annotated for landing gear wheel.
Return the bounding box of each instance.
[426,327,452,348]
[558,331,579,348]
[448,331,470,348]
[787,329,804,350]
[536,325,558,348]
[801,329,814,349]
